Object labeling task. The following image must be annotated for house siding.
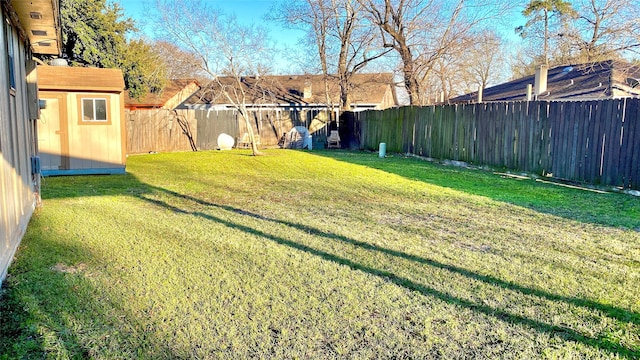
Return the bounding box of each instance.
[0,8,38,283]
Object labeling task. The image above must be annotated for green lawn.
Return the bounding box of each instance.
[1,149,639,359]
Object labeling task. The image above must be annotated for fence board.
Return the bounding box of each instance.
[567,102,578,179]
[552,101,565,179]
[630,100,640,189]
[479,103,490,165]
[486,103,495,165]
[507,102,515,167]
[609,100,624,186]
[622,99,638,188]
[587,101,601,183]
[620,99,634,187]
[598,100,613,184]
[574,101,587,182]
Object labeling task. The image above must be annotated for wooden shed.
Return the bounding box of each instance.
[37,65,126,175]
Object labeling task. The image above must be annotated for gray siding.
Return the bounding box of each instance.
[0,10,38,283]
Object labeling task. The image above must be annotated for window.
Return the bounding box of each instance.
[5,22,16,91]
[82,98,108,122]
[76,95,111,125]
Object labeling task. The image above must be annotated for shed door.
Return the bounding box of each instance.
[38,94,69,170]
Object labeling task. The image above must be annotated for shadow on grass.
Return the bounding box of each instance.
[313,151,640,230]
[137,185,639,359]
[0,196,178,358]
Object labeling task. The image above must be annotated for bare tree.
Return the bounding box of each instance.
[358,0,509,106]
[272,0,334,111]
[562,0,640,63]
[153,40,207,81]
[514,0,640,73]
[152,0,273,155]
[271,0,390,111]
[460,30,507,94]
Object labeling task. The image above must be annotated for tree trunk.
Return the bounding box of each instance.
[400,48,421,105]
[240,108,263,156]
[340,77,352,110]
[544,8,549,66]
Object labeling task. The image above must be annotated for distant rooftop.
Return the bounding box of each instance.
[125,79,200,110]
[185,73,398,110]
[451,60,640,103]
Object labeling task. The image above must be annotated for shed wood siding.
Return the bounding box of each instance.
[37,66,126,175]
[38,91,126,173]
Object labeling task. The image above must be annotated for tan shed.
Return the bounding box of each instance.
[37,65,126,175]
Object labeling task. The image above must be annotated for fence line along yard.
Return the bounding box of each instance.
[126,108,334,154]
[357,99,640,190]
[126,109,198,154]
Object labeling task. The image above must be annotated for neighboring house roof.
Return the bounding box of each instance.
[37,66,124,92]
[451,60,640,103]
[185,73,398,110]
[9,0,61,55]
[125,78,201,110]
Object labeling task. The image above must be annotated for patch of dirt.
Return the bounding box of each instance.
[51,263,87,274]
[455,242,492,253]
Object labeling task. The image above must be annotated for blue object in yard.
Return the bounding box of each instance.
[305,134,313,150]
[379,143,386,158]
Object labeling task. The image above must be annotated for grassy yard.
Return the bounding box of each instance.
[1,149,639,359]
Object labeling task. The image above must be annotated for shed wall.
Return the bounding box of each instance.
[38,91,126,175]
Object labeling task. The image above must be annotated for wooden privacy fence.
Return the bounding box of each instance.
[357,99,640,190]
[126,108,334,154]
[126,109,198,154]
[194,108,333,150]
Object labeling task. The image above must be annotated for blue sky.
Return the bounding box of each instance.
[119,0,524,42]
[120,0,277,26]
[118,0,306,72]
[118,0,526,77]
[118,1,303,47]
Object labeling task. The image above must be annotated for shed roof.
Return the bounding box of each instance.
[451,60,640,103]
[37,66,125,93]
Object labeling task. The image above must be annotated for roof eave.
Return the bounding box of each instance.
[8,0,61,55]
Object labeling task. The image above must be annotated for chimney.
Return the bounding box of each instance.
[303,78,312,99]
[534,65,548,96]
[477,86,483,103]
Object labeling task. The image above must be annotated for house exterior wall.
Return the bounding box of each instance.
[375,86,397,110]
[0,8,39,282]
[163,82,201,110]
[38,90,126,175]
